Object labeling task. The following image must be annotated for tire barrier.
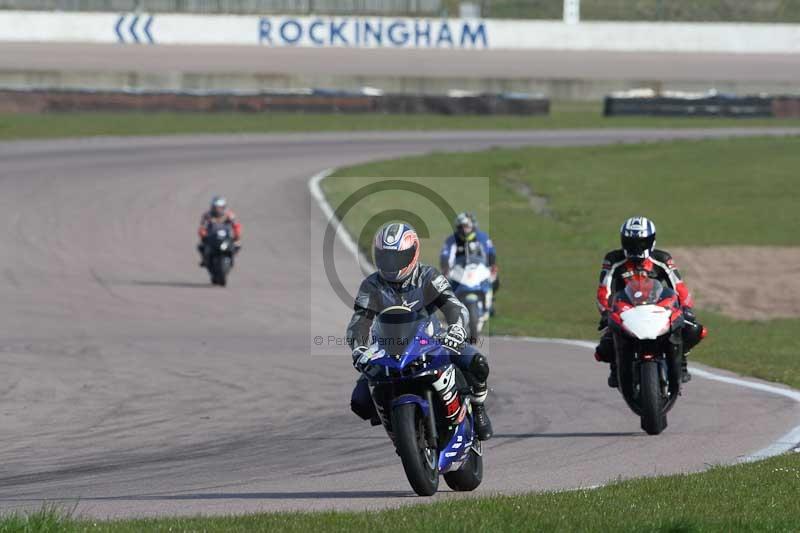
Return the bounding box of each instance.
[0,87,549,115]
[603,89,800,118]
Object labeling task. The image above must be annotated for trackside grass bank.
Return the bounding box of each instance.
[324,136,800,389]
[3,102,800,140]
[1,452,798,532]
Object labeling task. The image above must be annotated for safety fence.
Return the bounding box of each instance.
[0,87,550,115]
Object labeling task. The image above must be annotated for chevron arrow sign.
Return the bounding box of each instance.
[115,13,155,44]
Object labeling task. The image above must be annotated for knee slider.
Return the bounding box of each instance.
[469,353,490,382]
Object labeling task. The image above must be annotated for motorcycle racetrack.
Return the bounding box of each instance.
[1,129,799,518]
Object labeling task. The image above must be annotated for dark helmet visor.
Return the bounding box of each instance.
[374,245,417,274]
[621,234,655,257]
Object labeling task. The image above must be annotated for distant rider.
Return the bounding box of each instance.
[197,196,242,267]
[595,216,707,388]
[347,222,493,440]
[439,212,499,300]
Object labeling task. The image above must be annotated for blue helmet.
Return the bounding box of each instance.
[620,216,656,260]
[373,222,420,282]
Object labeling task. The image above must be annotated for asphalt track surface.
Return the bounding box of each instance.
[4,43,800,82]
[1,128,800,519]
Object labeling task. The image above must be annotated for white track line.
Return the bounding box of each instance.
[309,169,800,463]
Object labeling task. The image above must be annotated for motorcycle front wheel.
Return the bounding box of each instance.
[209,255,227,286]
[640,360,667,435]
[392,403,439,496]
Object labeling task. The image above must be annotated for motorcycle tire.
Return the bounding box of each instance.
[210,255,227,287]
[392,402,439,496]
[640,360,666,435]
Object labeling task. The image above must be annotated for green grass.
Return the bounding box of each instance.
[3,453,799,532]
[3,102,800,141]
[325,136,800,389]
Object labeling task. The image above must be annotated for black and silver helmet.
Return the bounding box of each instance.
[620,216,656,260]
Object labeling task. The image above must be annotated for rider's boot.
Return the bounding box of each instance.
[607,361,619,389]
[472,383,493,441]
[681,352,692,383]
[197,244,207,267]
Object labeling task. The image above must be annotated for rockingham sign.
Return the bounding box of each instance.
[2,10,800,54]
[258,17,487,48]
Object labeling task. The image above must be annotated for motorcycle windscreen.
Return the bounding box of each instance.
[624,277,665,305]
[371,308,431,357]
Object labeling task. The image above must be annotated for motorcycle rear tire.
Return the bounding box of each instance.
[392,403,439,496]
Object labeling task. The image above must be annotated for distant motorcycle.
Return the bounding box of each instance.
[447,256,493,342]
[608,274,685,435]
[355,308,484,496]
[202,221,237,286]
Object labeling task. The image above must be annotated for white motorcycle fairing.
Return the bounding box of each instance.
[448,263,492,290]
[619,305,671,340]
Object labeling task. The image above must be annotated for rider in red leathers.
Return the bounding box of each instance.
[197,196,241,267]
[595,217,707,388]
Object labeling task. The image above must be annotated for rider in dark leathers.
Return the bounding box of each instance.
[347,222,493,441]
[595,216,707,388]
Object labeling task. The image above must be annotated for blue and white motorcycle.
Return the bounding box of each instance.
[447,256,494,340]
[355,307,484,496]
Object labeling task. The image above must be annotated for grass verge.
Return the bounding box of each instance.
[324,136,800,389]
[1,453,798,532]
[3,102,800,140]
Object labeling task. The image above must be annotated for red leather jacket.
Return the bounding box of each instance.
[597,249,694,314]
[198,209,242,241]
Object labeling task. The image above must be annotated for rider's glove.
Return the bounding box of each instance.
[443,323,467,352]
[682,307,697,324]
[598,311,608,331]
[352,345,370,372]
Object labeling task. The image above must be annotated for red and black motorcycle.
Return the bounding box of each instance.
[608,274,685,435]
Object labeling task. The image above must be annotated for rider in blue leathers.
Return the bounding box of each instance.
[347,222,493,441]
[440,212,499,304]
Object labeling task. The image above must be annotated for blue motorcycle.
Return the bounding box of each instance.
[355,307,483,496]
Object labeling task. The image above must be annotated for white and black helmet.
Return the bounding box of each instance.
[620,216,656,260]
